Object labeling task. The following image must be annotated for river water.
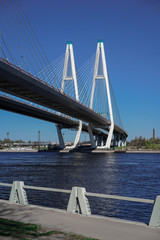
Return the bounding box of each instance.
[0,152,160,224]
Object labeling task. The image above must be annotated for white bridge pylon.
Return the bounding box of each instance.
[57,41,82,149]
[56,40,121,149]
[90,40,114,149]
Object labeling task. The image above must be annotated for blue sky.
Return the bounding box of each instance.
[0,0,160,141]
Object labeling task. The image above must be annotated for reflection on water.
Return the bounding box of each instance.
[0,152,160,224]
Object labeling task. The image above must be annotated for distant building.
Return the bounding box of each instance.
[153,129,155,139]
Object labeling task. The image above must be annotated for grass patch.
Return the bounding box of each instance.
[0,218,54,239]
[0,218,97,239]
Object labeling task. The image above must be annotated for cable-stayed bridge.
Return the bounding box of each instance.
[0,0,128,149]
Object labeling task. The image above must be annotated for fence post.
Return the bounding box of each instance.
[67,187,79,213]
[67,187,91,215]
[9,181,28,205]
[77,187,91,215]
[149,195,160,227]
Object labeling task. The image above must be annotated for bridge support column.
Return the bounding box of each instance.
[118,134,121,148]
[102,137,105,146]
[87,124,96,149]
[95,135,98,146]
[113,134,117,148]
[56,124,65,149]
[121,138,126,147]
[104,123,114,148]
[72,121,82,149]
[97,136,102,147]
[97,136,104,147]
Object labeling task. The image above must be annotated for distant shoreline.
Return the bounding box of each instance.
[92,150,160,153]
[126,150,160,153]
[0,149,160,153]
[0,149,37,152]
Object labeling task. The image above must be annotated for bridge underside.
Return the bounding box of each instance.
[0,94,108,140]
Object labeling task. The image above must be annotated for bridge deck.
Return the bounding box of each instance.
[0,200,159,240]
[0,59,128,138]
[0,94,107,137]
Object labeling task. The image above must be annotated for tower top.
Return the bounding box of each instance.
[98,39,103,48]
[67,41,72,45]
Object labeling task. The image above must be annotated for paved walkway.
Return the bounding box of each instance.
[0,200,160,240]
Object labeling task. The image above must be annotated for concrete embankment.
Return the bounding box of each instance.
[0,148,37,152]
[0,200,159,240]
[0,148,160,153]
[126,150,160,153]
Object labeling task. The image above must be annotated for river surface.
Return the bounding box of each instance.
[0,152,160,224]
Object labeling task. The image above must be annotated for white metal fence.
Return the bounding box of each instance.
[0,181,160,227]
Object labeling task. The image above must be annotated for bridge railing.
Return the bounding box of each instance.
[0,181,159,227]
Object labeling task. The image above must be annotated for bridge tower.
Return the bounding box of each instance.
[56,41,82,149]
[90,40,114,148]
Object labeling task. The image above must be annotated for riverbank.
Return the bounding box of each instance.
[126,150,160,153]
[0,148,37,152]
[0,148,160,153]
[93,149,160,153]
[0,200,159,240]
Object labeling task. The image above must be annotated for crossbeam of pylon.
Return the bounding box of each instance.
[61,41,79,101]
[90,40,114,149]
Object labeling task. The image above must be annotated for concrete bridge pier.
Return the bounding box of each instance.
[95,135,98,147]
[99,136,104,147]
[117,134,121,148]
[96,136,101,147]
[87,124,96,149]
[72,121,82,149]
[117,135,127,148]
[121,138,126,147]
[56,124,65,149]
[113,134,117,148]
